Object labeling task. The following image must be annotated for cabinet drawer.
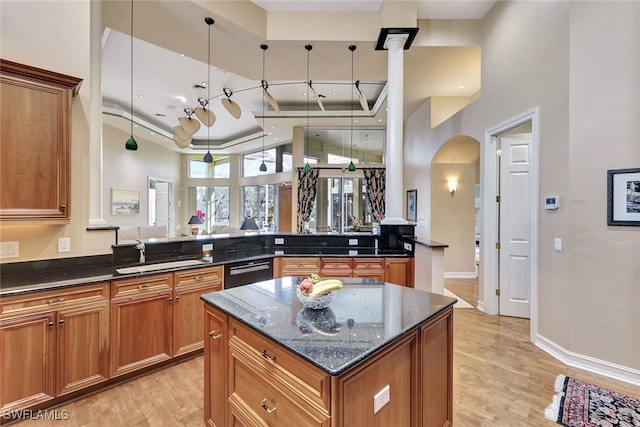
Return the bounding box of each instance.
[174,266,222,288]
[0,283,109,318]
[320,258,353,270]
[280,257,320,271]
[229,319,329,414]
[229,350,329,427]
[352,258,385,270]
[110,273,172,299]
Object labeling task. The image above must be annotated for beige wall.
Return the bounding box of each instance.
[405,0,640,373]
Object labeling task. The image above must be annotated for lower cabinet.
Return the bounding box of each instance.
[0,283,110,413]
[204,304,452,427]
[385,257,414,287]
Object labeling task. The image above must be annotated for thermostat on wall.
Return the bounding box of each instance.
[544,196,560,209]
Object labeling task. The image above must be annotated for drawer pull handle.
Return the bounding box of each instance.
[194,275,204,280]
[333,263,340,267]
[297,263,304,267]
[365,263,373,267]
[59,319,65,326]
[137,284,151,289]
[209,331,222,339]
[260,399,277,413]
[261,350,276,362]
[48,322,54,328]
[48,298,65,304]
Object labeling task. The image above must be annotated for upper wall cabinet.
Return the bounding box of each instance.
[0,59,82,222]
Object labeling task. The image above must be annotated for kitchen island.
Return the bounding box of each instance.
[201,277,455,427]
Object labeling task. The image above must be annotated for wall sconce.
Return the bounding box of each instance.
[448,179,458,197]
[187,214,204,235]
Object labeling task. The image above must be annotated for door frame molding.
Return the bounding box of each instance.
[479,107,540,342]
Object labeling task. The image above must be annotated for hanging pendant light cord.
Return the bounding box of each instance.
[350,47,354,162]
[129,0,134,138]
[206,19,211,156]
[305,45,311,171]
[262,46,266,165]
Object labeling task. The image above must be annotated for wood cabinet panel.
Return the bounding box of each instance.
[0,59,81,221]
[352,257,386,281]
[320,258,353,278]
[205,306,227,427]
[110,273,172,299]
[173,282,220,357]
[0,312,56,412]
[279,257,321,277]
[385,258,414,287]
[110,290,173,377]
[174,266,223,288]
[55,302,109,396]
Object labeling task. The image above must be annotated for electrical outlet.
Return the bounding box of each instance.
[58,237,71,253]
[554,238,562,251]
[0,242,19,259]
[373,385,390,414]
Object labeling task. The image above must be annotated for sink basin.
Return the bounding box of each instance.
[116,259,205,274]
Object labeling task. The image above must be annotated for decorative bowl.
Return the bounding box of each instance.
[296,286,336,309]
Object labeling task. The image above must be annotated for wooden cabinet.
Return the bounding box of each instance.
[278,257,321,278]
[385,257,414,287]
[0,59,82,221]
[110,273,173,377]
[173,266,223,357]
[0,283,109,412]
[352,257,386,281]
[204,303,453,427]
[320,257,353,278]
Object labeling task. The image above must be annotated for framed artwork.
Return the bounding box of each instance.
[406,189,417,222]
[607,168,640,226]
[111,188,140,215]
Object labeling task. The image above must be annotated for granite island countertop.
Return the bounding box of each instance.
[201,277,456,376]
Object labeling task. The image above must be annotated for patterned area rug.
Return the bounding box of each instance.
[545,375,640,426]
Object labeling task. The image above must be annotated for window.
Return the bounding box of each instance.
[242,184,277,229]
[243,149,276,177]
[194,187,230,232]
[189,155,230,178]
[314,177,373,233]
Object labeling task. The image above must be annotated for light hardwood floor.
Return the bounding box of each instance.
[9,279,640,426]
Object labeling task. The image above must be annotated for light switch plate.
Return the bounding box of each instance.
[58,237,71,253]
[554,238,562,251]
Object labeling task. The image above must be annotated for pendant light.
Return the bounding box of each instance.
[259,44,269,172]
[303,45,313,174]
[347,45,357,172]
[124,0,138,151]
[203,17,214,164]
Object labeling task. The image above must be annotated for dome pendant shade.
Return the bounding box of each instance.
[221,97,241,119]
[203,151,213,163]
[195,98,216,127]
[348,161,356,172]
[303,162,312,174]
[174,125,192,141]
[173,134,191,149]
[259,161,267,172]
[179,116,201,134]
[125,136,138,151]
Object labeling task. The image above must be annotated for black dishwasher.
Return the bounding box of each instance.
[224,259,273,288]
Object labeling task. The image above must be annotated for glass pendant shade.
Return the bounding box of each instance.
[174,125,191,141]
[179,116,201,134]
[259,161,267,172]
[222,97,241,119]
[125,135,138,151]
[348,161,356,172]
[203,151,213,163]
[304,163,312,174]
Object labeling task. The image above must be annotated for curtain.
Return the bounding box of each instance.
[362,168,386,222]
[297,168,320,233]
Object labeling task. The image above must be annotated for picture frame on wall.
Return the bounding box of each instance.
[406,189,417,222]
[607,168,640,226]
[111,188,140,215]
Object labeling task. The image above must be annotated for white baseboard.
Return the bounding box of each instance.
[476,300,486,313]
[444,272,478,279]
[535,334,640,387]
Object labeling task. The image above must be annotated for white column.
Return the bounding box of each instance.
[382,34,408,224]
[89,1,106,225]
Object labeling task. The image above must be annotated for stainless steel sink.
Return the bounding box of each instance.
[116,259,205,274]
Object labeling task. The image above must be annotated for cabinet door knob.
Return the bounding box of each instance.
[168,297,173,302]
[48,321,54,328]
[60,204,67,210]
[58,319,65,326]
[209,331,222,339]
[175,296,180,301]
[261,350,276,362]
[260,399,277,413]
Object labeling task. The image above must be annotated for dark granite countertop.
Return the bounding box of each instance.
[201,277,456,376]
[411,237,449,248]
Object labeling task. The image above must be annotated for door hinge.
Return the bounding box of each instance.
[495,242,501,249]
[496,196,501,203]
[495,289,501,296]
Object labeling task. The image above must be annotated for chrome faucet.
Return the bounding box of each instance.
[135,241,146,264]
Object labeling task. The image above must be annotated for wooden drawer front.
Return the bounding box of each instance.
[352,258,385,270]
[229,351,329,427]
[320,258,353,270]
[0,283,109,318]
[111,273,172,299]
[174,266,222,288]
[229,319,329,414]
[280,257,320,277]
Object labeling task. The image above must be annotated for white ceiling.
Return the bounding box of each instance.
[101,0,493,156]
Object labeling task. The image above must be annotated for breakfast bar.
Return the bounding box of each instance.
[201,277,455,427]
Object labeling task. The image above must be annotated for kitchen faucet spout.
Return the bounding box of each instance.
[135,241,146,264]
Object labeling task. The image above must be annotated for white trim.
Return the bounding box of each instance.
[536,334,640,387]
[444,272,477,279]
[476,300,486,313]
[481,107,540,343]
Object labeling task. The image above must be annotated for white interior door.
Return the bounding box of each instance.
[498,132,533,318]
[149,178,173,236]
